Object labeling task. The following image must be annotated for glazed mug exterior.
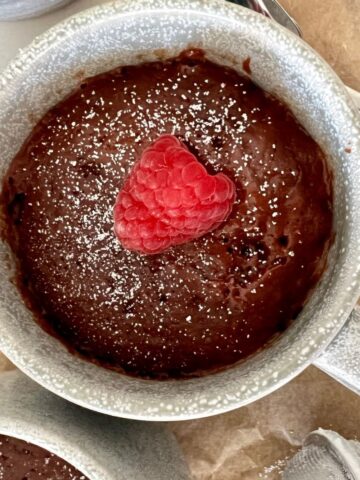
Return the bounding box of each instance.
[0,371,189,480]
[0,0,74,21]
[0,0,359,420]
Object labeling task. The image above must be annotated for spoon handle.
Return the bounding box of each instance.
[260,0,302,36]
[227,0,302,37]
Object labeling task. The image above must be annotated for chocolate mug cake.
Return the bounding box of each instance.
[0,435,88,480]
[1,50,333,379]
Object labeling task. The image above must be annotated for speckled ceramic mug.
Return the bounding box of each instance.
[0,370,189,479]
[0,0,359,421]
[0,0,74,21]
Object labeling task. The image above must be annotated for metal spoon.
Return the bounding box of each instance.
[229,0,302,37]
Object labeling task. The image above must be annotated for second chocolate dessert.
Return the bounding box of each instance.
[1,50,333,379]
[0,435,88,480]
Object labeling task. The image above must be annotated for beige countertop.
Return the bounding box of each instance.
[0,1,359,479]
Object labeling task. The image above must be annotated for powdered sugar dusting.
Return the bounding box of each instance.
[3,51,332,379]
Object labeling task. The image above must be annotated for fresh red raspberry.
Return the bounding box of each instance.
[114,135,235,254]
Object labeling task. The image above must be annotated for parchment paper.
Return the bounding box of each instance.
[170,366,360,479]
[0,1,359,479]
[281,0,360,91]
[0,354,14,372]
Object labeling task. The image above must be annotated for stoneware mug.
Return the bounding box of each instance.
[0,0,74,21]
[0,370,189,479]
[0,0,359,420]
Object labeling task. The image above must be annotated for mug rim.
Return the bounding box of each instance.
[0,0,359,420]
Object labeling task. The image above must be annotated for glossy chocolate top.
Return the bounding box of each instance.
[1,50,333,378]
